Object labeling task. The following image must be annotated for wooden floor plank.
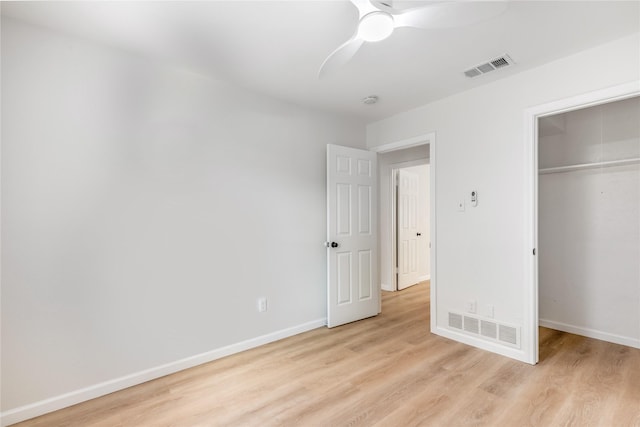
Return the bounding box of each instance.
[12,281,640,427]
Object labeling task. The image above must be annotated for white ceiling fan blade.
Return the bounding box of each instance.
[318,35,365,79]
[394,1,508,30]
[349,0,380,19]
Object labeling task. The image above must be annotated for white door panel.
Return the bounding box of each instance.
[398,169,420,290]
[327,144,378,328]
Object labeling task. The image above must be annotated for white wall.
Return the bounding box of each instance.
[0,17,365,418]
[378,146,429,291]
[367,33,640,363]
[538,97,640,348]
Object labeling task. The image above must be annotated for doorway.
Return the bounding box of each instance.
[326,134,436,328]
[374,136,436,330]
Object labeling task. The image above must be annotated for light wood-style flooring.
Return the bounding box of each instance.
[14,281,640,426]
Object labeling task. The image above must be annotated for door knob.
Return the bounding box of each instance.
[325,241,339,248]
[416,232,422,236]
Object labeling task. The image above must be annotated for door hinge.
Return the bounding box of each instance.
[533,248,536,255]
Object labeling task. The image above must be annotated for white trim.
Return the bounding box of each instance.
[539,319,640,350]
[432,326,529,363]
[381,282,394,292]
[0,319,326,427]
[429,138,437,334]
[524,80,640,366]
[371,132,435,153]
[418,274,430,282]
[525,82,640,119]
[523,100,539,365]
[391,167,398,291]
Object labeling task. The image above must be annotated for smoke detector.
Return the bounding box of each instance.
[362,95,379,105]
[464,54,515,78]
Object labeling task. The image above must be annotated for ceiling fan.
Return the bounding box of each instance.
[319,0,508,78]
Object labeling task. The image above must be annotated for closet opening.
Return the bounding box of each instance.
[537,95,640,351]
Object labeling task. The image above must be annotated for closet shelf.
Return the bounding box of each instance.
[539,157,640,175]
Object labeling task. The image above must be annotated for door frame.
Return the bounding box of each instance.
[391,162,429,291]
[372,132,436,329]
[523,81,639,364]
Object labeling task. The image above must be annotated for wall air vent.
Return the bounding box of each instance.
[464,54,515,78]
[447,311,521,349]
[463,316,480,334]
[448,312,463,330]
[499,324,518,345]
[480,320,498,339]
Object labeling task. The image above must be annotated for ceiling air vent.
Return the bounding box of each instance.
[464,68,481,78]
[464,54,515,78]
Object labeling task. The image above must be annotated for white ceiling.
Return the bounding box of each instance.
[2,1,639,122]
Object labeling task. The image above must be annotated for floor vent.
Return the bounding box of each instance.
[464,54,515,78]
[448,311,520,348]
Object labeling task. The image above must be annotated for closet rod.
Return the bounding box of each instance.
[539,157,640,175]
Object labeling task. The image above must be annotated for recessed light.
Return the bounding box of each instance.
[362,95,379,105]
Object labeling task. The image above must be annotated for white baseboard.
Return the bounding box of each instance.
[0,318,327,427]
[432,325,531,364]
[539,319,640,349]
[418,274,430,282]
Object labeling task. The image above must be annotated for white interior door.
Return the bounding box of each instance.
[397,169,420,290]
[327,144,378,328]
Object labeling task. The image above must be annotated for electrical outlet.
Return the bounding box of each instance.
[257,297,268,313]
[466,300,476,314]
[485,305,494,318]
